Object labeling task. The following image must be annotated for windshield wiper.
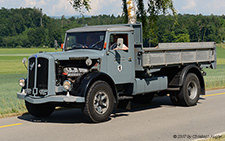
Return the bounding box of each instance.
[91,40,103,49]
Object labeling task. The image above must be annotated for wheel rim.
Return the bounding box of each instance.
[187,80,197,100]
[93,91,109,115]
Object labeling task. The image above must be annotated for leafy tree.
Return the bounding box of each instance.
[68,0,176,40]
[67,0,91,13]
[175,33,190,42]
[1,7,225,48]
[125,0,176,43]
[122,0,128,23]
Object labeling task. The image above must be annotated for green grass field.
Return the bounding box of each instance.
[0,48,59,54]
[0,74,27,115]
[204,64,225,89]
[204,44,225,89]
[0,45,224,116]
[0,48,60,117]
[0,48,59,74]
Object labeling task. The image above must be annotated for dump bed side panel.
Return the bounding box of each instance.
[142,42,216,68]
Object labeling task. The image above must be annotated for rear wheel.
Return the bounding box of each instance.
[83,81,114,122]
[176,73,201,106]
[25,101,55,117]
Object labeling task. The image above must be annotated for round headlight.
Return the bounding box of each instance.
[85,58,92,66]
[63,80,72,90]
[19,78,25,87]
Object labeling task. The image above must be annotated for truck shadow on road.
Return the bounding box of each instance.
[18,96,205,124]
[113,96,205,118]
[18,108,85,123]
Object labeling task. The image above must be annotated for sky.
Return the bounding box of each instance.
[0,0,224,16]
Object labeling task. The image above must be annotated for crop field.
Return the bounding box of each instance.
[0,48,59,74]
[0,48,60,117]
[204,64,225,89]
[0,73,27,115]
[0,45,224,117]
[204,44,225,89]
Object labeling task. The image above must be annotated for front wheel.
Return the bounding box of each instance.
[25,101,55,117]
[83,81,114,123]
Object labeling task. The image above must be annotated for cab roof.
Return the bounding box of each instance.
[66,24,134,33]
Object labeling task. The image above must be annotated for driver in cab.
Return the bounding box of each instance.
[83,35,96,48]
[110,35,128,51]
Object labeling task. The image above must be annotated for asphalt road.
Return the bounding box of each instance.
[1,89,225,141]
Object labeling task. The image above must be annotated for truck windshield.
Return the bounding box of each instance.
[65,32,105,51]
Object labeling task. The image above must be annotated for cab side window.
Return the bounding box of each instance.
[109,34,128,50]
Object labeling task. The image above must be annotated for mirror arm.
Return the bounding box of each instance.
[23,64,28,70]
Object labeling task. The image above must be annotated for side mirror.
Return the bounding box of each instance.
[22,58,28,70]
[117,38,124,49]
[22,58,27,64]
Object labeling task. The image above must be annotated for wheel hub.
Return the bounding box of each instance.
[93,91,109,114]
[187,81,197,100]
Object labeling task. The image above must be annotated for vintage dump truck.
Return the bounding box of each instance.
[17,23,216,122]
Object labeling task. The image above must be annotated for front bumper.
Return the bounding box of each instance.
[17,93,85,104]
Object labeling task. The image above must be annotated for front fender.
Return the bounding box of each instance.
[73,72,116,99]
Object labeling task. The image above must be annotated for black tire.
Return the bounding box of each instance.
[83,81,114,123]
[178,73,201,106]
[170,92,181,106]
[132,94,154,104]
[25,101,55,117]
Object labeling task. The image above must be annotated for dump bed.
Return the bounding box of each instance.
[141,42,216,68]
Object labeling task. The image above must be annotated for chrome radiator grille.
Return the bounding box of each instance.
[27,57,49,96]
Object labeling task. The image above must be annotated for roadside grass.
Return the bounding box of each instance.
[204,64,225,90]
[0,74,27,116]
[197,134,225,141]
[216,44,225,59]
[204,44,225,90]
[217,58,225,65]
[0,48,60,116]
[205,135,225,141]
[0,59,28,74]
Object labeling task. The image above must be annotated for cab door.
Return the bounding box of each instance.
[106,32,135,84]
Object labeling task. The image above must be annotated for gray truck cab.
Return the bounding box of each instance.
[64,24,138,84]
[17,23,216,122]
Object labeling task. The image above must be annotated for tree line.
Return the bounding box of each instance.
[153,14,225,45]
[0,7,224,48]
